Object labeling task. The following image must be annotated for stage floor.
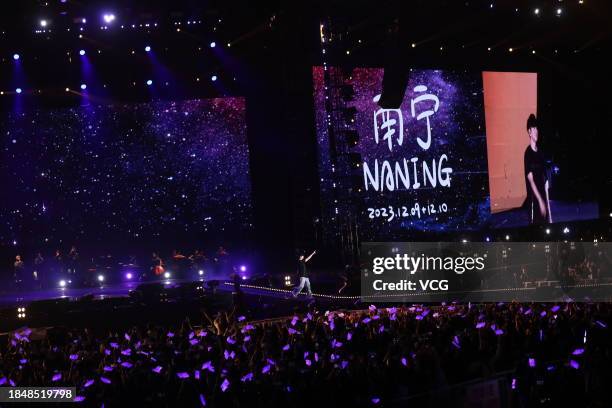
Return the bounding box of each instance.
[0,278,357,309]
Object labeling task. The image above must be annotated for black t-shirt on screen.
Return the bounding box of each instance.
[524,145,547,223]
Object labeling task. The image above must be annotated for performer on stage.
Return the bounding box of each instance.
[291,250,317,298]
[151,252,165,277]
[33,252,44,288]
[524,114,552,224]
[54,249,64,276]
[14,255,25,289]
[67,245,79,276]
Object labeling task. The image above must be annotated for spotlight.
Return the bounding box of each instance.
[545,228,551,235]
[65,87,70,92]
[103,13,116,24]
[209,42,216,48]
[17,307,26,319]
[126,272,133,280]
[80,84,87,90]
[198,270,204,276]
[240,265,247,272]
[485,237,491,242]
[505,234,510,241]
[556,8,563,16]
[59,279,67,288]
[164,272,171,279]
[284,275,292,287]
[241,276,247,280]
[97,274,105,282]
[79,49,86,56]
[211,75,217,81]
[13,53,20,60]
[534,8,540,15]
[16,88,22,94]
[145,46,151,52]
[146,79,153,86]
[40,19,48,28]
[563,227,570,234]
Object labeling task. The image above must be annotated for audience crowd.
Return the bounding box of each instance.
[1,302,610,407]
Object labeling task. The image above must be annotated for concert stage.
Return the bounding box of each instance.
[0,278,359,333]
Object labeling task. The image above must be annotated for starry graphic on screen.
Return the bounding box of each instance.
[0,98,252,248]
[314,67,490,240]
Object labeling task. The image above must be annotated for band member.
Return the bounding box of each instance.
[54,249,64,276]
[152,252,165,276]
[14,255,25,289]
[524,114,551,224]
[190,250,207,277]
[292,250,317,298]
[67,246,79,276]
[33,252,44,288]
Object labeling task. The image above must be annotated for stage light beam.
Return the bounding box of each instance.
[13,53,20,60]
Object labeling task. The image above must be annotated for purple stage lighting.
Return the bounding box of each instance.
[240,265,247,272]
[210,42,216,48]
[145,46,151,52]
[211,75,218,82]
[126,272,133,280]
[79,49,86,56]
[13,53,20,60]
[80,84,87,90]
[146,80,153,86]
[103,13,116,24]
[16,88,22,94]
